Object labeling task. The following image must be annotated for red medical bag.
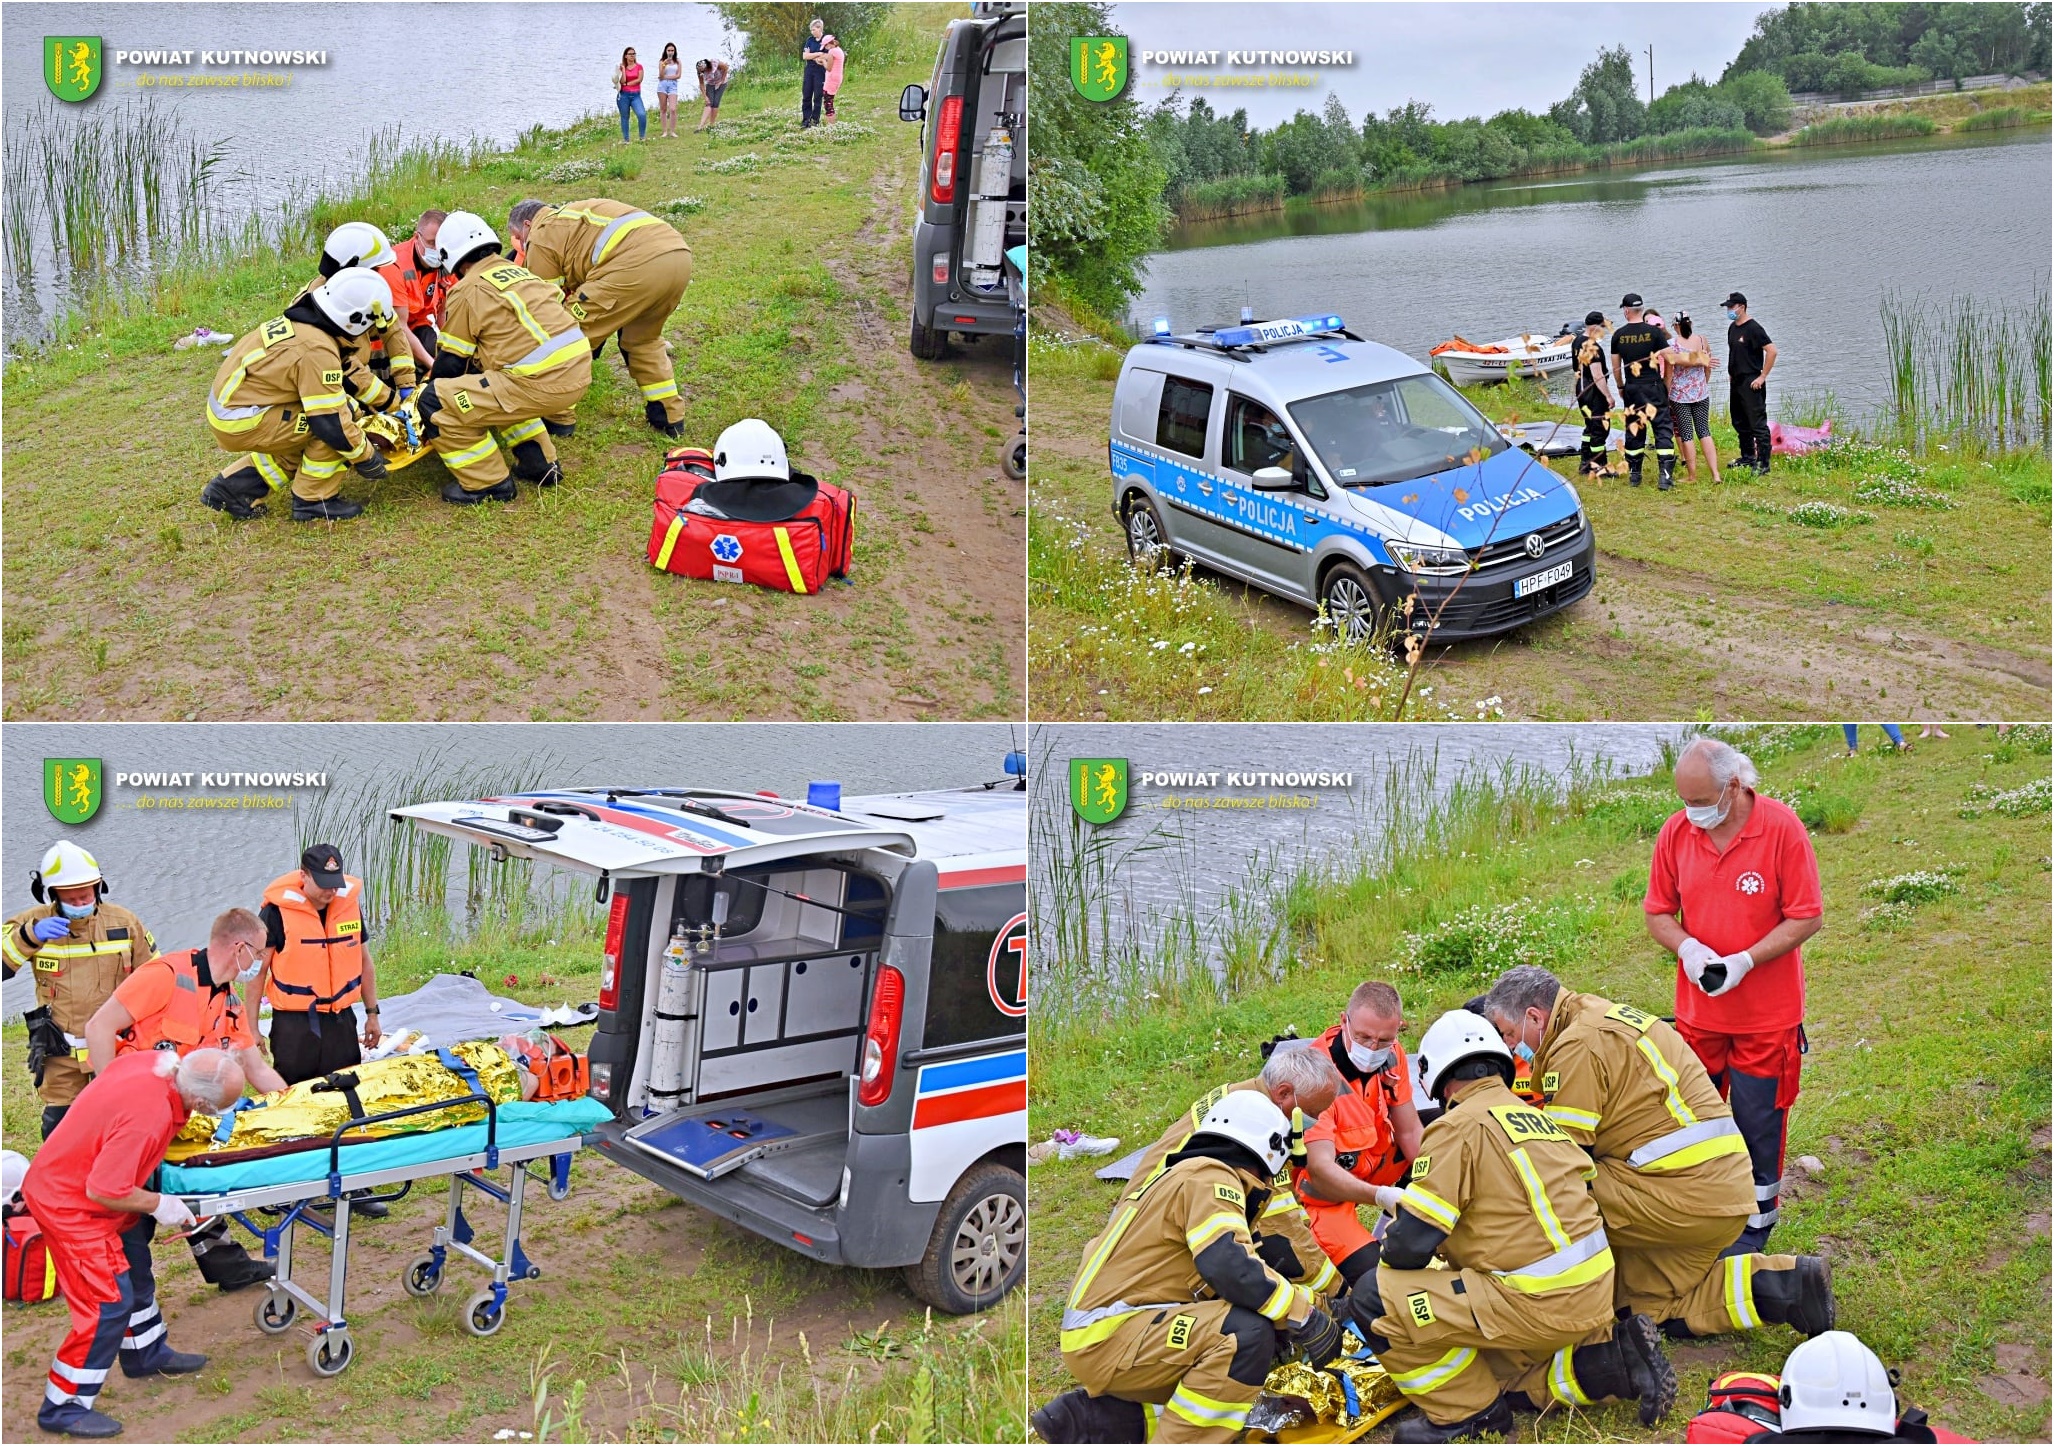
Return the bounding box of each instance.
[4,1210,58,1304]
[646,447,855,594]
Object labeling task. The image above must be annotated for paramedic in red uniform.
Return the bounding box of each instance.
[24,1048,245,1438]
[1293,980,1423,1285]
[1644,736,1823,1256]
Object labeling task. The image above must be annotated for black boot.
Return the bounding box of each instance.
[122,1347,207,1379]
[1657,464,1675,491]
[441,478,518,505]
[37,1406,124,1438]
[543,418,577,438]
[1392,1397,1514,1444]
[1029,1389,1145,1444]
[1753,1256,1834,1337]
[509,440,561,487]
[290,495,365,522]
[191,1225,275,1292]
[1627,466,1643,487]
[645,400,686,438]
[201,468,271,520]
[1614,1312,1678,1425]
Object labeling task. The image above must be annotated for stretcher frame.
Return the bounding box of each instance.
[172,1091,582,1378]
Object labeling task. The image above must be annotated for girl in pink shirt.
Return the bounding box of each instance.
[822,37,845,124]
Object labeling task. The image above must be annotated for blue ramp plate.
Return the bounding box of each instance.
[634,1111,799,1174]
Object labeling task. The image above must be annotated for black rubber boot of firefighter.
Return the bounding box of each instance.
[1029,1389,1146,1444]
[509,439,558,485]
[543,418,577,437]
[1391,1397,1514,1444]
[645,400,686,438]
[201,467,272,520]
[1615,1312,1678,1426]
[1342,1270,1394,1354]
[189,1219,275,1291]
[291,495,366,522]
[441,478,518,505]
[1752,1256,1835,1337]
[1657,459,1676,492]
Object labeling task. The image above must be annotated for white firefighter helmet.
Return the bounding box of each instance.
[321,221,397,274]
[0,1149,27,1207]
[1779,1332,1897,1435]
[1190,1090,1292,1176]
[713,418,790,482]
[312,268,395,337]
[436,211,500,274]
[1414,1009,1513,1104]
[34,840,103,896]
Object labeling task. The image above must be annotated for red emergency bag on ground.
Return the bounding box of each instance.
[646,447,855,595]
[1683,1370,1975,1444]
[4,1210,59,1304]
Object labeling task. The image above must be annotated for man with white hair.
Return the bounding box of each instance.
[23,1047,244,1437]
[1644,736,1823,1255]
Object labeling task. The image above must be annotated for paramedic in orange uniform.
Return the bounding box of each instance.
[25,1048,244,1438]
[83,909,285,1094]
[1293,980,1424,1285]
[1645,736,1823,1257]
[390,209,449,369]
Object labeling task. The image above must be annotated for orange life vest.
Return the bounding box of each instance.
[507,1033,590,1102]
[262,873,365,1014]
[1295,1023,1407,1188]
[392,240,449,330]
[118,949,249,1056]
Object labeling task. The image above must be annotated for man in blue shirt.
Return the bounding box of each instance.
[801,18,827,128]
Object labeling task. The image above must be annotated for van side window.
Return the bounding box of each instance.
[842,873,887,949]
[1225,394,1293,475]
[1156,376,1214,459]
[674,874,768,937]
[923,883,1027,1049]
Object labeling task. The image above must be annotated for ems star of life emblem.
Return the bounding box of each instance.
[711,534,743,563]
[1736,871,1765,895]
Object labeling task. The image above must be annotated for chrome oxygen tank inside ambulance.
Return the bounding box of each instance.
[394,774,1027,1314]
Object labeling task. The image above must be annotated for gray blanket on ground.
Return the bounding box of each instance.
[375,973,598,1043]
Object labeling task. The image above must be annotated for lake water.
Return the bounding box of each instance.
[3,723,1019,1017]
[3,1,734,344]
[1135,131,2052,419]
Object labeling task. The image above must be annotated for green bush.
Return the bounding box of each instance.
[1783,780,1865,833]
[709,3,887,78]
[1791,114,1939,145]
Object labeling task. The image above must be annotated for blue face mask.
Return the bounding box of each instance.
[1513,1040,1535,1064]
[1724,309,1739,322]
[58,899,97,920]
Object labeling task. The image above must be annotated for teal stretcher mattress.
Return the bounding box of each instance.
[162,1098,613,1195]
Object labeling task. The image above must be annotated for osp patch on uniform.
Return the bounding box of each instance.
[1213,1183,1245,1206]
[1407,1291,1436,1327]
[454,390,474,414]
[293,413,310,435]
[1541,1071,1560,1094]
[321,369,343,386]
[568,300,588,321]
[1409,1155,1431,1180]
[1167,1314,1195,1350]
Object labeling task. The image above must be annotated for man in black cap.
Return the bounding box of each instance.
[1723,292,1777,474]
[256,844,380,1087]
[1609,294,1676,490]
[1573,310,1616,476]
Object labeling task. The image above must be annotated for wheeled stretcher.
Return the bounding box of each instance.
[163,1092,609,1377]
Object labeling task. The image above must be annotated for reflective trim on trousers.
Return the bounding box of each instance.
[500,418,547,446]
[253,454,291,492]
[440,435,502,470]
[1548,1344,1594,1406]
[1389,1345,1478,1397]
[1723,1253,1760,1330]
[639,377,680,401]
[1165,1383,1256,1431]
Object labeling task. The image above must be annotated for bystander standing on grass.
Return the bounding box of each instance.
[800,17,827,128]
[655,43,684,139]
[1666,311,1722,483]
[1841,724,1909,755]
[822,34,846,125]
[613,46,648,143]
[695,57,730,132]
[1726,291,1777,473]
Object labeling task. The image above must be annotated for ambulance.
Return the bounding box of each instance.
[395,765,1026,1313]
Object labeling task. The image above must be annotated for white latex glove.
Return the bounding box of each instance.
[151,1194,196,1228]
[1677,936,1719,989]
[1373,1185,1405,1214]
[1702,951,1756,998]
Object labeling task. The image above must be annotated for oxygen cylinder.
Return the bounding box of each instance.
[964,125,1013,282]
[645,922,694,1111]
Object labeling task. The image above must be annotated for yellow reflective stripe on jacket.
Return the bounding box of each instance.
[214,338,271,413]
[1637,1036,1698,1129]
[31,940,133,959]
[774,527,808,593]
[588,210,661,265]
[1165,1384,1254,1431]
[507,327,590,377]
[1544,1104,1602,1133]
[1184,1211,1245,1255]
[1261,1192,1306,1219]
[1388,1346,1477,1396]
[1066,1204,1137,1313]
[1255,1277,1300,1323]
[1723,1253,1760,1330]
[439,331,479,357]
[1399,1184,1461,1232]
[1507,1147,1573,1253]
[2,932,33,969]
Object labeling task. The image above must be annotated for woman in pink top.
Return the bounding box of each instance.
[613,46,646,143]
[822,36,845,124]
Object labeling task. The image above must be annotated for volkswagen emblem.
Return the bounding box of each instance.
[1524,533,1547,560]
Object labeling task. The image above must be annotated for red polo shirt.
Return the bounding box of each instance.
[1644,792,1822,1032]
[21,1051,191,1239]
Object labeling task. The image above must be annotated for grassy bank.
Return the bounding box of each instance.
[1029,725,2053,1442]
[1025,309,2051,722]
[1791,113,1939,145]
[2,2,1023,723]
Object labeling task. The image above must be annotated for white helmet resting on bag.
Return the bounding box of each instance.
[436,211,501,275]
[1414,1009,1514,1104]
[1189,1090,1293,1176]
[321,220,397,274]
[32,840,104,899]
[1780,1331,1898,1435]
[311,268,395,337]
[713,418,791,482]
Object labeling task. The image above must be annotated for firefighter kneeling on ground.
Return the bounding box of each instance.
[298,221,421,415]
[1344,1010,1677,1444]
[199,269,395,522]
[1480,965,1836,1345]
[1034,1093,1344,1443]
[413,211,594,504]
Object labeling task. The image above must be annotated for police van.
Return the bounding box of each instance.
[1109,312,1596,643]
[395,767,1026,1313]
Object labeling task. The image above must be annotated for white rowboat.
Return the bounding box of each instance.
[1432,332,1575,386]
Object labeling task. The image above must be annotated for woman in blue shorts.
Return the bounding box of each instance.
[655,43,683,138]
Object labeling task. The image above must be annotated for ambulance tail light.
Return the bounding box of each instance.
[588,1061,613,1102]
[932,254,950,285]
[857,964,906,1107]
[598,891,630,1013]
[931,96,965,204]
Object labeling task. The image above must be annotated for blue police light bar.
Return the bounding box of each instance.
[1150,316,1172,337]
[1210,313,1346,348]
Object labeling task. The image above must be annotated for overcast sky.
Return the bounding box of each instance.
[1108,2,1768,129]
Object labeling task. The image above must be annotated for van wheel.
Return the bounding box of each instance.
[1319,562,1389,646]
[1123,495,1179,571]
[904,1163,1024,1314]
[910,314,947,361]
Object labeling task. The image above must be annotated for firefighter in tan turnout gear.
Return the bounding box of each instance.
[1480,966,1836,1342]
[1126,1043,1349,1305]
[1346,1011,1677,1443]
[1034,1093,1346,1444]
[414,211,594,504]
[199,268,395,522]
[294,222,422,412]
[507,196,693,437]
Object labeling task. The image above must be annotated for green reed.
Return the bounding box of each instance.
[1880,290,2051,454]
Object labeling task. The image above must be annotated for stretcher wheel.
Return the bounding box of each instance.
[254,1292,298,1335]
[464,1289,505,1337]
[403,1253,444,1297]
[307,1331,354,1377]
[1003,436,1026,480]
[547,1176,571,1203]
